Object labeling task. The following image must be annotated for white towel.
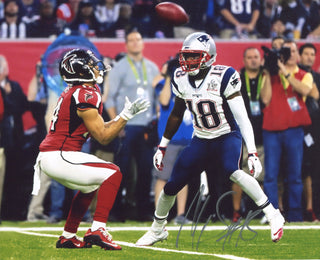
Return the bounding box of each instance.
[31,155,41,196]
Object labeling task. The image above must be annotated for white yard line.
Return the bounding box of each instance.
[16,230,253,260]
[1,225,320,232]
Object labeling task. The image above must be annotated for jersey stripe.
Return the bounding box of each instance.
[220,67,235,96]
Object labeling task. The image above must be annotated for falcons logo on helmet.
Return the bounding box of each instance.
[61,54,77,74]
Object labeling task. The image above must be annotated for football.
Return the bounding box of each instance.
[155,2,189,26]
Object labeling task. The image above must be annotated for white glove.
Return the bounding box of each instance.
[119,96,150,121]
[153,146,167,171]
[248,153,262,179]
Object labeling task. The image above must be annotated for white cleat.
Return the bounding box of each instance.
[268,209,285,242]
[136,228,169,246]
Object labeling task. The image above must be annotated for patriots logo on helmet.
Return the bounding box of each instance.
[61,54,77,74]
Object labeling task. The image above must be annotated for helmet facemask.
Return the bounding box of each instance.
[179,50,211,76]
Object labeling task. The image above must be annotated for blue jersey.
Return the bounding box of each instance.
[217,0,260,29]
[155,79,193,145]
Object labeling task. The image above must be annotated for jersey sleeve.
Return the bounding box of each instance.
[172,68,184,98]
[221,67,242,98]
[73,88,101,111]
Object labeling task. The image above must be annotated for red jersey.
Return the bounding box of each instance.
[40,84,103,152]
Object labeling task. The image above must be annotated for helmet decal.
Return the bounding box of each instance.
[61,54,77,74]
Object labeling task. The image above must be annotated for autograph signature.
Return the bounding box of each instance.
[176,186,261,251]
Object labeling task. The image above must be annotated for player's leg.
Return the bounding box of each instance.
[221,131,284,242]
[39,151,122,249]
[136,137,206,246]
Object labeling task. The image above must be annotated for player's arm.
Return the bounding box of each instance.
[78,108,127,145]
[154,96,186,171]
[227,91,256,153]
[227,91,262,178]
[78,96,150,145]
[162,96,186,140]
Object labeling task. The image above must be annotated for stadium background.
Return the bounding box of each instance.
[1,39,320,129]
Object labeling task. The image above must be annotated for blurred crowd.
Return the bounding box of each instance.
[0,0,320,40]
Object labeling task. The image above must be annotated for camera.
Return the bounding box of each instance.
[261,46,291,75]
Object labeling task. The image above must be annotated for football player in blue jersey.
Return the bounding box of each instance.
[136,32,285,246]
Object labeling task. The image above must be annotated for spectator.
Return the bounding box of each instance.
[278,0,308,39]
[27,0,60,38]
[171,0,207,39]
[271,35,285,50]
[216,0,260,39]
[56,0,81,32]
[94,0,121,37]
[111,2,134,38]
[256,0,282,38]
[0,55,6,223]
[68,0,99,37]
[131,0,157,38]
[261,39,313,222]
[233,47,265,222]
[300,0,320,39]
[299,43,320,222]
[105,30,159,221]
[0,0,26,38]
[0,54,34,220]
[19,0,40,24]
[153,55,193,224]
[26,60,50,222]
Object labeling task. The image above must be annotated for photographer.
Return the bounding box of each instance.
[261,39,313,222]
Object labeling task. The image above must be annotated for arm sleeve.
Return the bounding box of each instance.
[227,95,257,154]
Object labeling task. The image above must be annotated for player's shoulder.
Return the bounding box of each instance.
[172,67,188,96]
[73,85,101,105]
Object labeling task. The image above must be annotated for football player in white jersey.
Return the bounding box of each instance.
[136,32,285,246]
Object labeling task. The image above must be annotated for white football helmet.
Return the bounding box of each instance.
[179,32,217,76]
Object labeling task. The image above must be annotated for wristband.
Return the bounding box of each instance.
[159,136,170,147]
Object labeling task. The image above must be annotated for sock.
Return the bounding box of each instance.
[62,231,76,239]
[230,170,268,207]
[154,189,176,221]
[93,170,122,223]
[262,203,277,219]
[64,190,96,234]
[91,220,106,231]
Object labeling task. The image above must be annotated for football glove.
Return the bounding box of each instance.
[153,146,167,171]
[248,153,262,179]
[119,96,150,121]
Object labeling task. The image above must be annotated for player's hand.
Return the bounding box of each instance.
[153,146,166,171]
[248,153,262,179]
[119,96,150,121]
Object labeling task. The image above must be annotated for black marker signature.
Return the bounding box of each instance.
[175,186,261,251]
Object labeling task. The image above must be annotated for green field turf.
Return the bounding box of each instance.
[0,220,319,259]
